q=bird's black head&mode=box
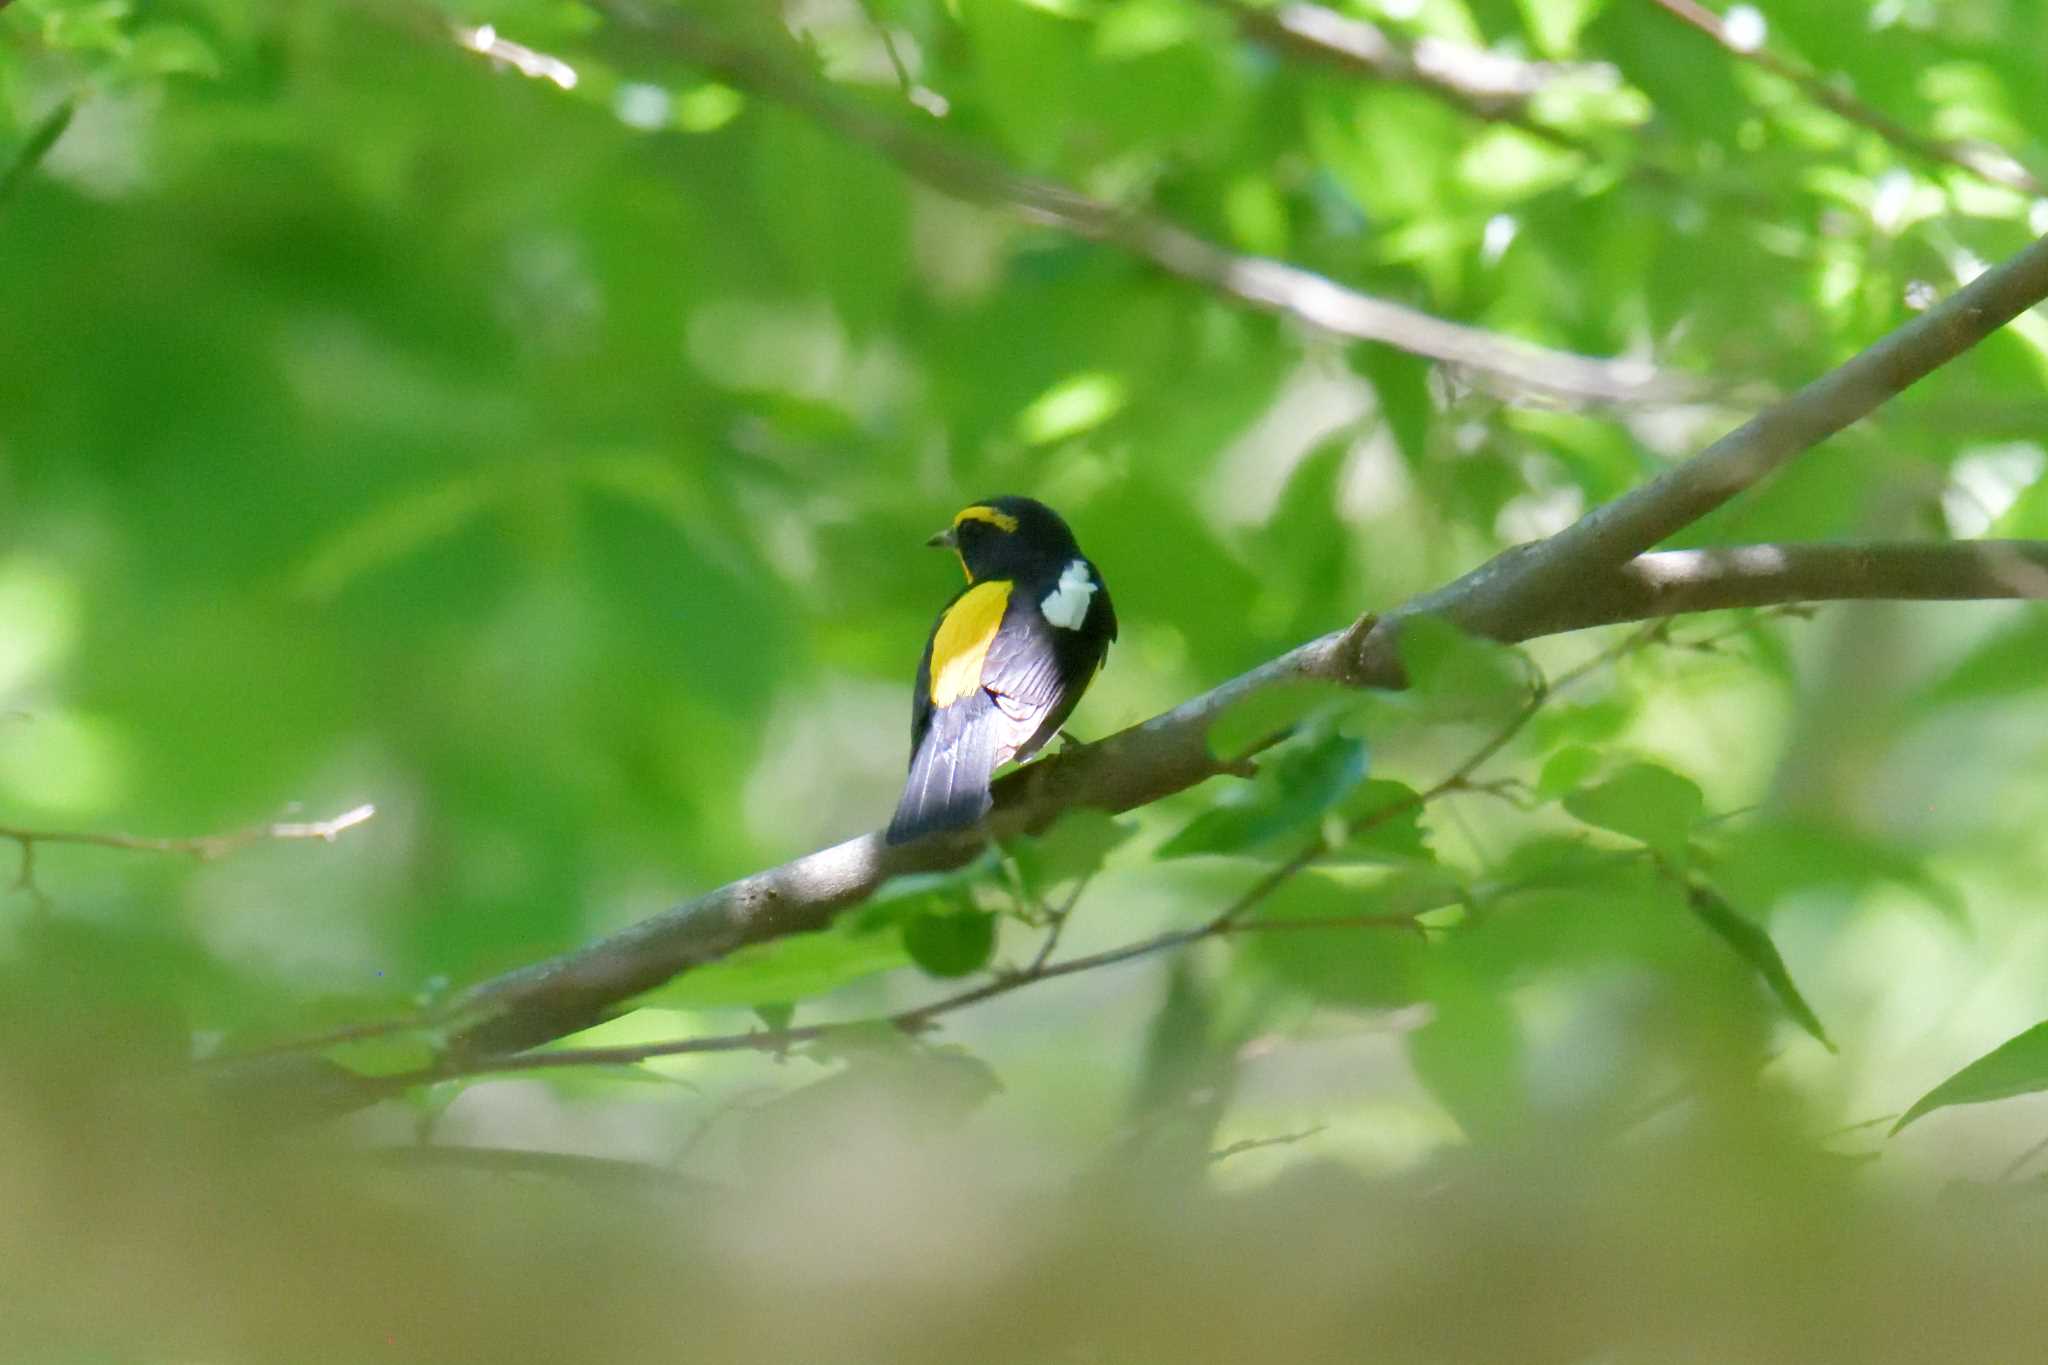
[927,495,1083,582]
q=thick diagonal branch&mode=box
[1365,231,2048,668]
[441,538,2048,1060]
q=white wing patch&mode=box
[1041,558,1096,630]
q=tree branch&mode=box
[0,803,377,861]
[1218,0,1606,151]
[261,7,2048,1102]
[1648,0,2043,195]
[572,3,1702,406]
[4,803,377,908]
[1364,230,2048,664]
[439,536,2048,1063]
[1509,540,2048,639]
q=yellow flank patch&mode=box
[930,580,1012,707]
[953,504,1020,533]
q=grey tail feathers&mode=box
[886,695,1000,844]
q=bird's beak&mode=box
[926,526,958,550]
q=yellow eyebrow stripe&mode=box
[930,580,1013,707]
[953,505,1020,533]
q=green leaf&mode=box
[1330,779,1431,863]
[1563,762,1703,862]
[1686,884,1834,1052]
[646,920,912,1009]
[1515,0,1607,56]
[1157,733,1366,859]
[1009,807,1134,899]
[902,908,998,978]
[1895,1022,2048,1133]
[1017,371,1127,444]
[1535,743,1603,800]
[1700,820,1963,924]
[1359,347,1433,467]
[1204,679,1359,763]
[291,476,499,602]
[1395,614,1529,722]
[1911,613,2048,711]
[1239,872,1423,1008]
[1408,959,1523,1142]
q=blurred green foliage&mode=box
[11,0,2048,1354]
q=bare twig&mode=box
[0,803,377,863]
[1210,1125,1326,1162]
[360,1144,710,1192]
[850,0,915,97]
[203,1012,424,1064]
[0,803,375,908]
[1025,874,1094,975]
[1998,1129,2048,1183]
[409,889,1401,1083]
[1647,0,2043,195]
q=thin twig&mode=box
[0,803,377,861]
[360,1144,708,1192]
[405,850,1407,1083]
[1647,0,2042,195]
[851,0,915,96]
[1998,1129,2048,1183]
[1026,873,1094,974]
[1210,1124,1326,1162]
[1816,1111,1902,1142]
[0,803,377,906]
[202,1012,425,1064]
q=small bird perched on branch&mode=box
[886,497,1118,844]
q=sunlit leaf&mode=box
[1894,1022,2048,1133]
[1157,733,1366,859]
[1563,762,1704,863]
[646,923,913,1009]
[1017,371,1127,444]
[1204,679,1359,763]
[1238,872,1424,1008]
[1535,743,1603,800]
[1395,614,1530,722]
[1009,807,1134,899]
[1331,779,1431,864]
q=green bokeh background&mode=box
[10,0,2048,1356]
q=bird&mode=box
[885,496,1117,845]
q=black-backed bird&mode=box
[885,496,1117,844]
